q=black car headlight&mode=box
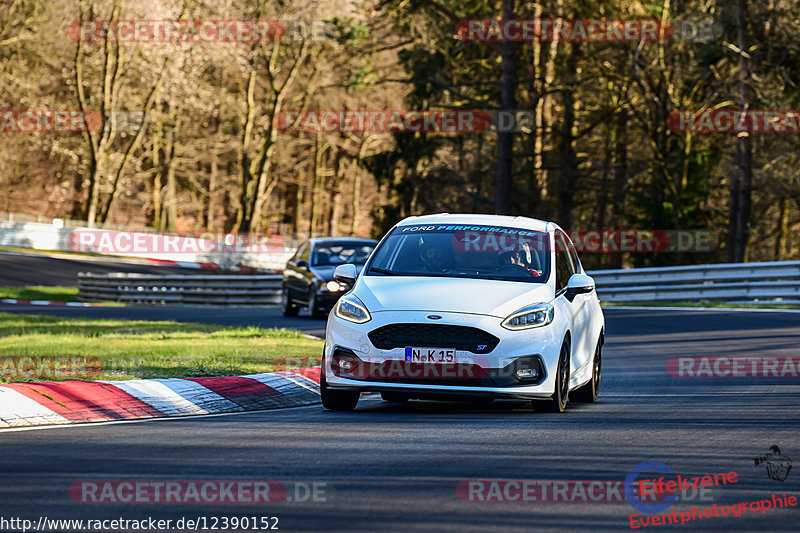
[334,295,371,324]
[501,303,554,330]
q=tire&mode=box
[281,287,299,317]
[308,291,325,320]
[572,336,602,403]
[532,338,570,413]
[380,391,410,403]
[320,362,360,411]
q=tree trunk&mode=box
[350,136,371,236]
[292,182,302,239]
[556,42,582,229]
[73,5,100,226]
[351,165,362,236]
[161,119,179,231]
[247,93,281,232]
[245,42,309,232]
[727,0,753,263]
[611,108,629,268]
[85,163,101,228]
[775,198,788,260]
[237,70,257,232]
[494,0,516,215]
[597,128,611,231]
[98,58,169,224]
[329,152,345,237]
[151,124,163,229]
[206,147,218,231]
[532,0,562,214]
[310,130,327,237]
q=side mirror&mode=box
[566,273,595,302]
[334,264,358,284]
[296,260,308,268]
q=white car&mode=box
[321,213,605,413]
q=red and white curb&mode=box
[107,257,273,273]
[0,368,320,428]
[143,258,220,270]
[0,298,101,307]
[110,256,275,273]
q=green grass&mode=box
[0,285,80,302]
[601,300,800,309]
[0,313,323,382]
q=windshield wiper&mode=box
[369,267,398,276]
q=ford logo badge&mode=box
[427,315,442,320]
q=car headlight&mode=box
[334,295,371,323]
[501,303,554,330]
[325,280,345,292]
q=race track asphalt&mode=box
[1,308,798,532]
[0,251,204,287]
[0,304,328,337]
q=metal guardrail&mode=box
[588,261,800,302]
[78,261,800,306]
[78,272,283,305]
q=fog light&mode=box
[331,348,365,378]
[507,355,545,383]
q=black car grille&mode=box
[368,323,499,353]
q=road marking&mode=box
[606,306,800,314]
[0,402,324,434]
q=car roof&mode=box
[307,237,379,245]
[394,213,555,233]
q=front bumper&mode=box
[324,310,564,399]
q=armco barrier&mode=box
[77,261,800,305]
[588,261,800,302]
[78,272,283,305]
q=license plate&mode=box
[405,347,457,363]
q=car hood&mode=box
[356,276,554,318]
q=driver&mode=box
[419,235,454,272]
[498,248,540,277]
[500,250,524,267]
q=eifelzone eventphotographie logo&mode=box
[753,446,792,482]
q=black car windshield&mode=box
[312,242,375,266]
[367,224,550,283]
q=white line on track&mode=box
[606,306,800,313]
[0,401,335,434]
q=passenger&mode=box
[419,236,454,272]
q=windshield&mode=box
[312,242,375,266]
[367,224,550,283]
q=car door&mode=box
[286,243,310,301]
[565,233,594,373]
[552,231,590,386]
[300,243,319,299]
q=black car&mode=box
[281,238,378,319]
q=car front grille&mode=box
[367,323,500,354]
